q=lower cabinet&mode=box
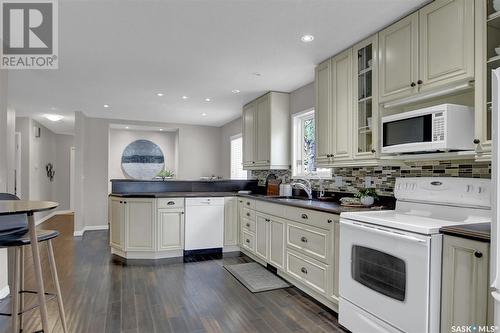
[223,197,239,250]
[239,201,339,311]
[441,235,492,332]
[255,213,286,270]
[157,208,184,251]
[109,197,125,249]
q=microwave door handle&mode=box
[350,221,427,244]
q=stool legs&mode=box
[10,247,20,333]
[27,213,49,333]
[18,246,24,332]
[47,240,67,333]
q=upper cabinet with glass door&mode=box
[474,0,500,158]
[353,35,379,161]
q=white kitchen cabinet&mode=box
[109,197,125,250]
[353,35,379,161]
[315,49,353,166]
[158,208,184,251]
[378,12,419,102]
[242,102,257,167]
[315,59,332,165]
[242,92,290,170]
[379,0,474,103]
[255,214,269,261]
[441,235,491,332]
[125,198,156,251]
[331,48,353,162]
[223,197,239,251]
[419,0,474,91]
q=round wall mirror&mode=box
[121,139,164,179]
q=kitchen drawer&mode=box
[286,249,328,295]
[157,198,184,209]
[255,200,285,217]
[287,222,329,263]
[241,230,255,253]
[241,208,256,221]
[241,217,256,233]
[284,206,335,230]
[239,198,256,209]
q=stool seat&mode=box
[0,229,59,247]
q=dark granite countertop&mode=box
[110,192,238,198]
[239,194,387,215]
[440,223,491,243]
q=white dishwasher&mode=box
[184,197,224,254]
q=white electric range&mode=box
[339,177,491,333]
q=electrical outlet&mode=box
[335,176,343,187]
[365,176,372,188]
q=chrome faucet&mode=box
[291,179,313,200]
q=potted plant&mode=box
[157,169,175,180]
[355,188,378,207]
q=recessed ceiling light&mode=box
[253,72,261,76]
[232,89,240,94]
[159,128,163,131]
[156,93,164,97]
[125,126,129,129]
[204,98,211,102]
[103,104,110,108]
[201,113,207,116]
[301,34,314,42]
[44,114,64,122]
[181,95,188,100]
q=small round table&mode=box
[0,200,59,333]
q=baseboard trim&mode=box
[0,285,10,299]
[36,210,74,226]
[73,225,109,237]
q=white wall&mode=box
[290,82,314,115]
[219,117,242,179]
[0,71,11,298]
[109,129,177,180]
[75,115,224,231]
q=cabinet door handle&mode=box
[247,202,251,206]
[239,200,243,203]
[265,218,270,222]
[123,201,127,204]
[371,149,376,153]
[474,251,483,258]
[119,201,123,203]
[167,201,175,205]
[300,236,308,243]
[417,79,423,85]
[246,212,250,217]
[473,139,480,145]
[301,214,308,220]
[246,239,250,244]
[410,82,416,87]
[301,267,308,274]
[246,223,250,227]
[327,219,333,224]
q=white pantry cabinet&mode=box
[242,92,290,170]
[441,235,492,332]
[379,0,474,103]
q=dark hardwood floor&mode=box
[0,214,344,333]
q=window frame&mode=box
[291,108,331,179]
[229,133,248,180]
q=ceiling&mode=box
[9,0,428,134]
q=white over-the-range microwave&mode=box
[381,103,475,154]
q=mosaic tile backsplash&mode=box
[251,159,491,197]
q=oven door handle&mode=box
[350,221,428,244]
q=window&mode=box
[230,134,248,180]
[292,109,331,178]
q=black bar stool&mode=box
[0,194,67,333]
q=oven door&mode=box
[339,218,431,333]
